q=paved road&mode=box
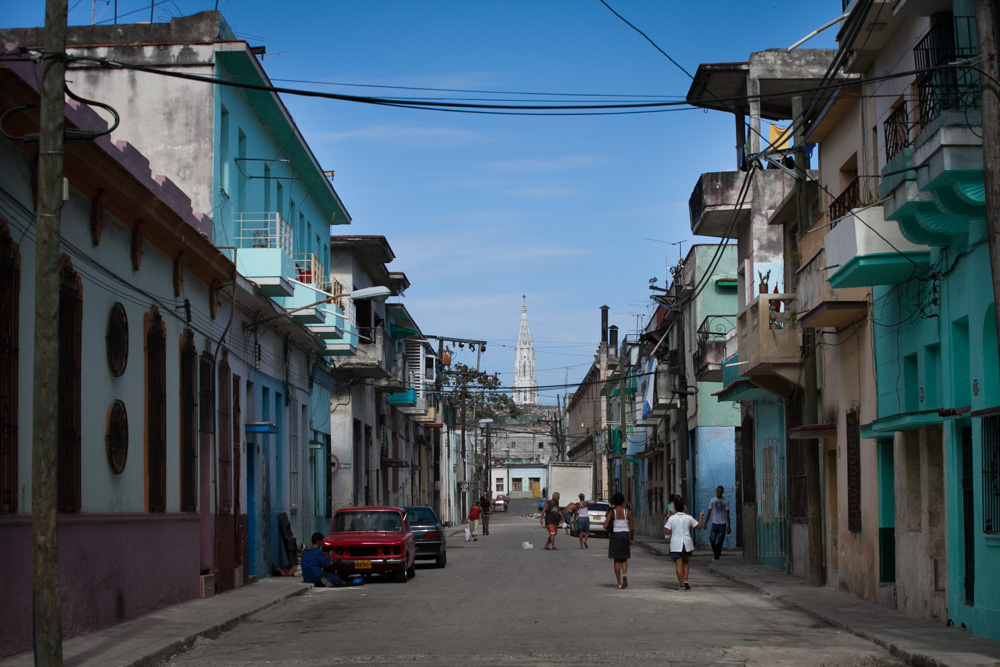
[164,512,904,666]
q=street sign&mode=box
[459,481,469,490]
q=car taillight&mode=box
[424,531,440,539]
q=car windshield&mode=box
[332,510,403,533]
[403,507,439,526]
[591,503,610,513]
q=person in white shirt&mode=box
[664,498,704,591]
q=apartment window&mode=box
[847,408,862,532]
[495,477,504,493]
[512,478,523,492]
[179,330,198,512]
[0,220,20,514]
[146,308,167,512]
[218,353,232,513]
[58,256,82,513]
[983,414,1000,534]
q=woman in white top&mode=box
[664,498,704,591]
[575,493,594,549]
[603,492,634,589]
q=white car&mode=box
[573,501,610,537]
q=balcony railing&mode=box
[737,293,801,396]
[694,315,736,382]
[235,212,293,255]
[293,253,330,292]
[829,176,881,228]
[884,102,911,163]
[914,16,980,128]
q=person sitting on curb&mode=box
[301,532,342,588]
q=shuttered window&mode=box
[847,408,862,532]
[983,414,1000,534]
[180,330,198,512]
[218,354,232,513]
[0,221,20,514]
[146,309,167,512]
[57,256,82,513]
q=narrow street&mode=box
[165,511,903,666]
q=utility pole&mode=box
[33,0,68,663]
[977,0,1000,369]
[794,95,824,587]
[676,308,689,506]
[459,380,468,518]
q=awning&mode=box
[391,325,420,340]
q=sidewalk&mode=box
[0,577,309,667]
[636,536,1000,667]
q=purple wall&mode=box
[0,513,200,660]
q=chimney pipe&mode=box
[608,324,618,351]
[600,305,609,344]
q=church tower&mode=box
[513,296,538,406]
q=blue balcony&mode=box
[387,387,417,407]
[235,212,295,297]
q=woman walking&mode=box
[576,493,594,548]
[664,498,705,591]
[603,492,634,589]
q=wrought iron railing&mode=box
[829,177,860,223]
[234,211,293,255]
[914,15,980,127]
[884,102,910,163]
[697,315,736,344]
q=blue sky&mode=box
[6,1,840,404]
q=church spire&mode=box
[513,297,537,406]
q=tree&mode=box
[443,362,522,422]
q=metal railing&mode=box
[293,252,330,292]
[697,315,737,344]
[234,212,293,255]
[884,102,911,163]
[914,16,980,128]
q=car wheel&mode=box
[435,550,447,568]
[393,567,407,583]
[406,562,416,578]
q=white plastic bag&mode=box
[521,541,533,550]
[464,526,472,542]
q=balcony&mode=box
[795,248,867,329]
[737,293,800,398]
[332,324,393,378]
[293,252,330,292]
[688,172,753,237]
[825,204,931,289]
[694,316,736,382]
[374,360,408,393]
[387,387,417,407]
[648,361,681,416]
[235,212,295,297]
[914,16,980,130]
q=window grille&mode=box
[0,221,20,514]
[218,355,232,513]
[786,399,807,523]
[847,408,862,532]
[106,302,128,377]
[200,352,215,435]
[58,256,82,513]
[180,330,198,512]
[146,309,167,512]
[105,400,128,474]
[982,414,1000,534]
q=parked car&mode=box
[322,507,416,582]
[493,495,508,513]
[580,501,610,537]
[403,506,447,568]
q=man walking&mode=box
[707,485,731,560]
[479,493,492,536]
[539,492,561,550]
[468,502,482,541]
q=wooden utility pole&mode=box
[977,0,1000,369]
[794,95,824,587]
[33,0,68,663]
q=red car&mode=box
[322,507,416,583]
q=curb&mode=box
[703,564,957,667]
[132,584,309,667]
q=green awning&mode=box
[391,326,420,340]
